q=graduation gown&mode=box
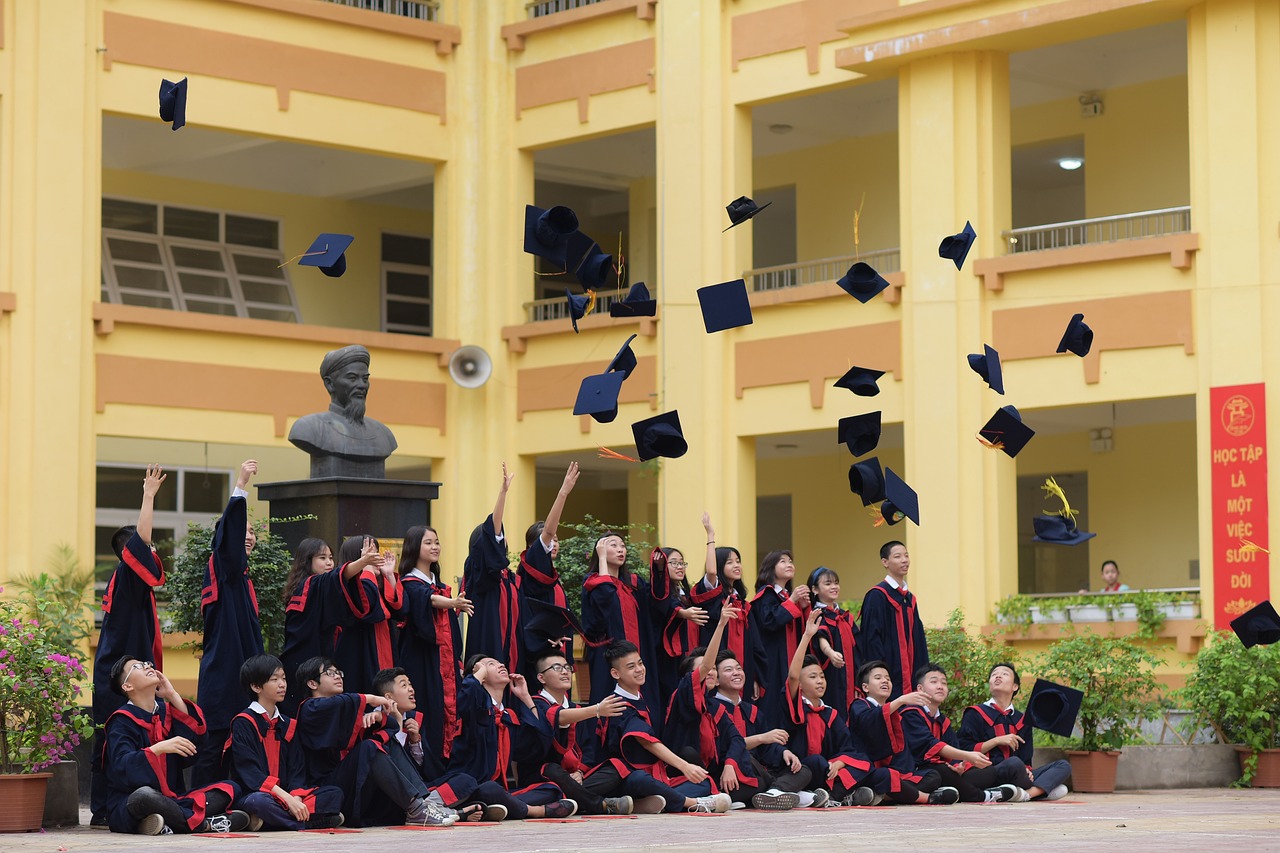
[959,702,1034,766]
[691,579,762,699]
[329,567,401,695]
[225,708,343,816]
[280,568,357,716]
[709,694,789,776]
[103,699,237,833]
[785,690,872,791]
[589,690,690,788]
[447,676,557,799]
[581,571,663,733]
[900,704,970,771]
[649,553,702,707]
[848,697,924,791]
[518,541,575,673]
[813,604,863,720]
[526,692,592,783]
[198,495,264,732]
[295,692,388,824]
[393,573,462,762]
[748,586,808,730]
[662,670,720,768]
[93,532,165,726]
[461,515,522,672]
[859,581,928,699]
[393,709,480,806]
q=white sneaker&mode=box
[137,814,165,836]
[690,793,732,813]
[1009,786,1032,803]
[729,801,747,810]
[634,795,666,815]
[1046,784,1069,801]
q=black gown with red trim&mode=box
[93,532,165,727]
[198,495,264,733]
[813,604,863,721]
[900,704,969,770]
[461,515,522,672]
[581,571,663,733]
[691,578,762,701]
[295,692,390,825]
[649,553,702,706]
[103,699,238,833]
[524,692,591,783]
[225,709,344,817]
[858,581,928,699]
[958,702,1034,766]
[589,690,690,787]
[848,697,924,791]
[446,676,559,800]
[785,689,873,792]
[393,573,462,763]
[662,670,719,768]
[280,567,356,716]
[709,694,789,776]
[329,567,402,695]
[748,586,808,730]
[518,540,575,673]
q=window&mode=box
[381,233,432,336]
[100,198,301,323]
[756,494,793,564]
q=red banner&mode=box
[1211,383,1269,630]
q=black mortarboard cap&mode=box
[605,334,639,379]
[967,344,1004,395]
[569,234,613,290]
[523,204,579,269]
[939,221,977,270]
[837,412,881,457]
[565,289,590,333]
[881,467,919,526]
[1230,600,1280,648]
[1026,678,1083,738]
[848,457,886,506]
[609,282,657,318]
[159,78,188,131]
[631,410,688,461]
[723,196,772,231]
[298,233,354,277]
[979,405,1035,458]
[836,262,890,304]
[697,279,753,333]
[834,365,885,397]
[1031,514,1095,545]
[524,596,586,641]
[573,371,626,423]
[1057,313,1093,357]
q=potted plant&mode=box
[0,586,97,831]
[1180,630,1280,786]
[925,609,1020,723]
[1033,630,1161,792]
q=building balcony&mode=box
[320,0,441,22]
[745,247,902,298]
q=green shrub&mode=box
[925,609,1019,724]
[9,545,97,658]
[552,514,656,617]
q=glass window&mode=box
[225,214,279,249]
[102,199,158,233]
[183,472,229,513]
[164,207,220,242]
[381,234,432,336]
[97,466,178,512]
[382,233,430,265]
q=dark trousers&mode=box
[726,757,813,804]
[1027,759,1072,796]
[543,764,605,814]
[861,766,941,804]
[239,787,344,831]
[460,781,531,819]
[928,761,1027,802]
[191,727,229,789]
[800,755,854,799]
[584,764,706,813]
[126,786,232,834]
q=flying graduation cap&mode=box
[697,279,753,333]
[523,596,586,644]
[297,233,355,277]
[837,412,881,457]
[978,405,1035,458]
[939,221,977,270]
[836,262,891,304]
[566,231,614,290]
[1057,313,1094,357]
[848,457,886,507]
[610,282,657,318]
[723,196,772,231]
[880,467,919,526]
[968,344,1004,394]
[631,411,688,461]
[158,78,188,130]
[834,365,885,397]
[573,335,639,424]
[1230,600,1280,648]
[1025,678,1083,738]
[524,204,580,270]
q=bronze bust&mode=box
[289,345,398,478]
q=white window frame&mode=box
[380,232,433,336]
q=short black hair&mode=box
[373,667,406,696]
[678,646,709,676]
[879,540,906,560]
[532,649,567,673]
[296,656,334,690]
[913,663,946,688]
[463,653,493,676]
[802,654,822,669]
[714,649,738,666]
[989,661,1021,694]
[526,521,545,550]
[606,640,639,667]
[240,654,284,694]
[856,659,889,688]
[109,656,137,696]
[111,526,137,561]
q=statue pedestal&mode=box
[256,477,441,553]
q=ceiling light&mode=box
[1058,157,1084,171]
[768,123,794,135]
[774,443,799,450]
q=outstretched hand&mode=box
[500,462,515,493]
[560,461,580,494]
[142,464,167,498]
[236,459,258,490]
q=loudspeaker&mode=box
[448,345,492,389]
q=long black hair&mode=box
[756,549,795,593]
[284,538,330,602]
[660,547,691,599]
[714,546,748,599]
[398,525,441,578]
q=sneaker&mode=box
[543,799,578,819]
[481,803,509,822]
[245,814,264,832]
[1046,783,1069,801]
[927,787,960,805]
[808,788,830,809]
[602,796,634,815]
[90,812,111,830]
[869,792,885,806]
[729,801,748,810]
[751,790,799,811]
[841,787,877,807]
[986,784,1020,803]
[426,802,458,826]
[633,795,666,815]
[1008,786,1032,803]
[304,813,345,830]
[689,793,732,814]
[136,813,166,836]
[406,797,451,827]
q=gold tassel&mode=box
[1240,538,1270,554]
[867,506,887,528]
[598,447,638,463]
[1040,476,1079,519]
[277,248,328,269]
[976,430,1006,451]
[584,289,598,317]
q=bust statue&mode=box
[289,345,398,478]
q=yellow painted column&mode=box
[1187,0,1280,620]
[0,0,100,583]
[897,51,1012,625]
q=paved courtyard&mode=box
[9,790,1279,853]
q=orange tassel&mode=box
[868,506,887,528]
[976,431,1006,451]
[584,289,598,317]
[598,447,639,463]
[1240,538,1270,554]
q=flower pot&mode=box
[1159,602,1198,620]
[1113,604,1138,621]
[1030,606,1068,624]
[1067,605,1111,623]
[1065,750,1121,793]
[42,760,79,827]
[1235,747,1280,787]
[0,773,53,832]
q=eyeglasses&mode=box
[321,668,344,679]
[539,663,574,674]
[668,560,688,569]
[128,661,155,674]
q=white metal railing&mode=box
[320,0,440,21]
[525,287,632,322]
[1003,206,1191,254]
[527,0,606,18]
[745,247,902,293]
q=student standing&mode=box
[750,550,810,729]
[462,464,522,671]
[518,462,579,675]
[808,566,862,721]
[651,545,709,706]
[859,541,928,699]
[692,514,762,697]
[329,536,401,694]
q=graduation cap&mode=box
[298,233,354,277]
[1057,312,1093,357]
[836,262,890,304]
[723,196,772,231]
[571,333,638,422]
[837,412,881,457]
[834,365,885,397]
[566,232,613,290]
[1025,678,1083,738]
[158,78,188,131]
[524,596,586,641]
[631,410,688,461]
[524,204,580,269]
[967,344,1004,395]
[881,467,919,526]
[606,334,639,379]
[848,457,886,506]
[565,288,591,333]
[1230,600,1280,648]
[939,221,977,270]
[609,282,657,318]
[1031,514,1095,545]
[697,279,753,333]
[978,405,1035,458]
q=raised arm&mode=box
[541,462,579,549]
[491,462,516,537]
[701,512,719,587]
[137,464,167,545]
[698,602,739,681]
[787,609,823,694]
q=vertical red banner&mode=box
[1211,383,1270,629]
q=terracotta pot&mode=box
[0,772,53,833]
[1234,746,1280,787]
[1065,749,1121,793]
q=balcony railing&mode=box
[320,0,440,21]
[525,287,632,322]
[1004,206,1192,254]
[527,0,606,18]
[745,248,902,293]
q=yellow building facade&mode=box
[0,0,1275,688]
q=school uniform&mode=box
[462,515,522,672]
[959,700,1073,797]
[848,697,941,803]
[522,690,621,814]
[710,691,813,805]
[785,688,871,800]
[691,578,762,698]
[900,703,1027,802]
[280,567,358,716]
[226,701,344,830]
[859,576,929,699]
[91,531,165,817]
[749,584,808,729]
[194,489,264,786]
[103,698,238,834]
[581,572,664,732]
[663,670,722,768]
[330,567,402,696]
[813,602,863,720]
[518,539,574,675]
[393,568,462,763]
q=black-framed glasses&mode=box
[321,668,344,679]
[128,661,155,674]
[668,560,689,569]
[539,663,574,674]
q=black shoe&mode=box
[202,810,251,833]
[90,812,111,830]
[304,813,345,830]
[927,787,960,805]
[840,787,877,807]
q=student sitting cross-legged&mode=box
[102,656,249,835]
[226,654,346,831]
[957,663,1073,802]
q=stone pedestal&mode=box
[257,478,441,553]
